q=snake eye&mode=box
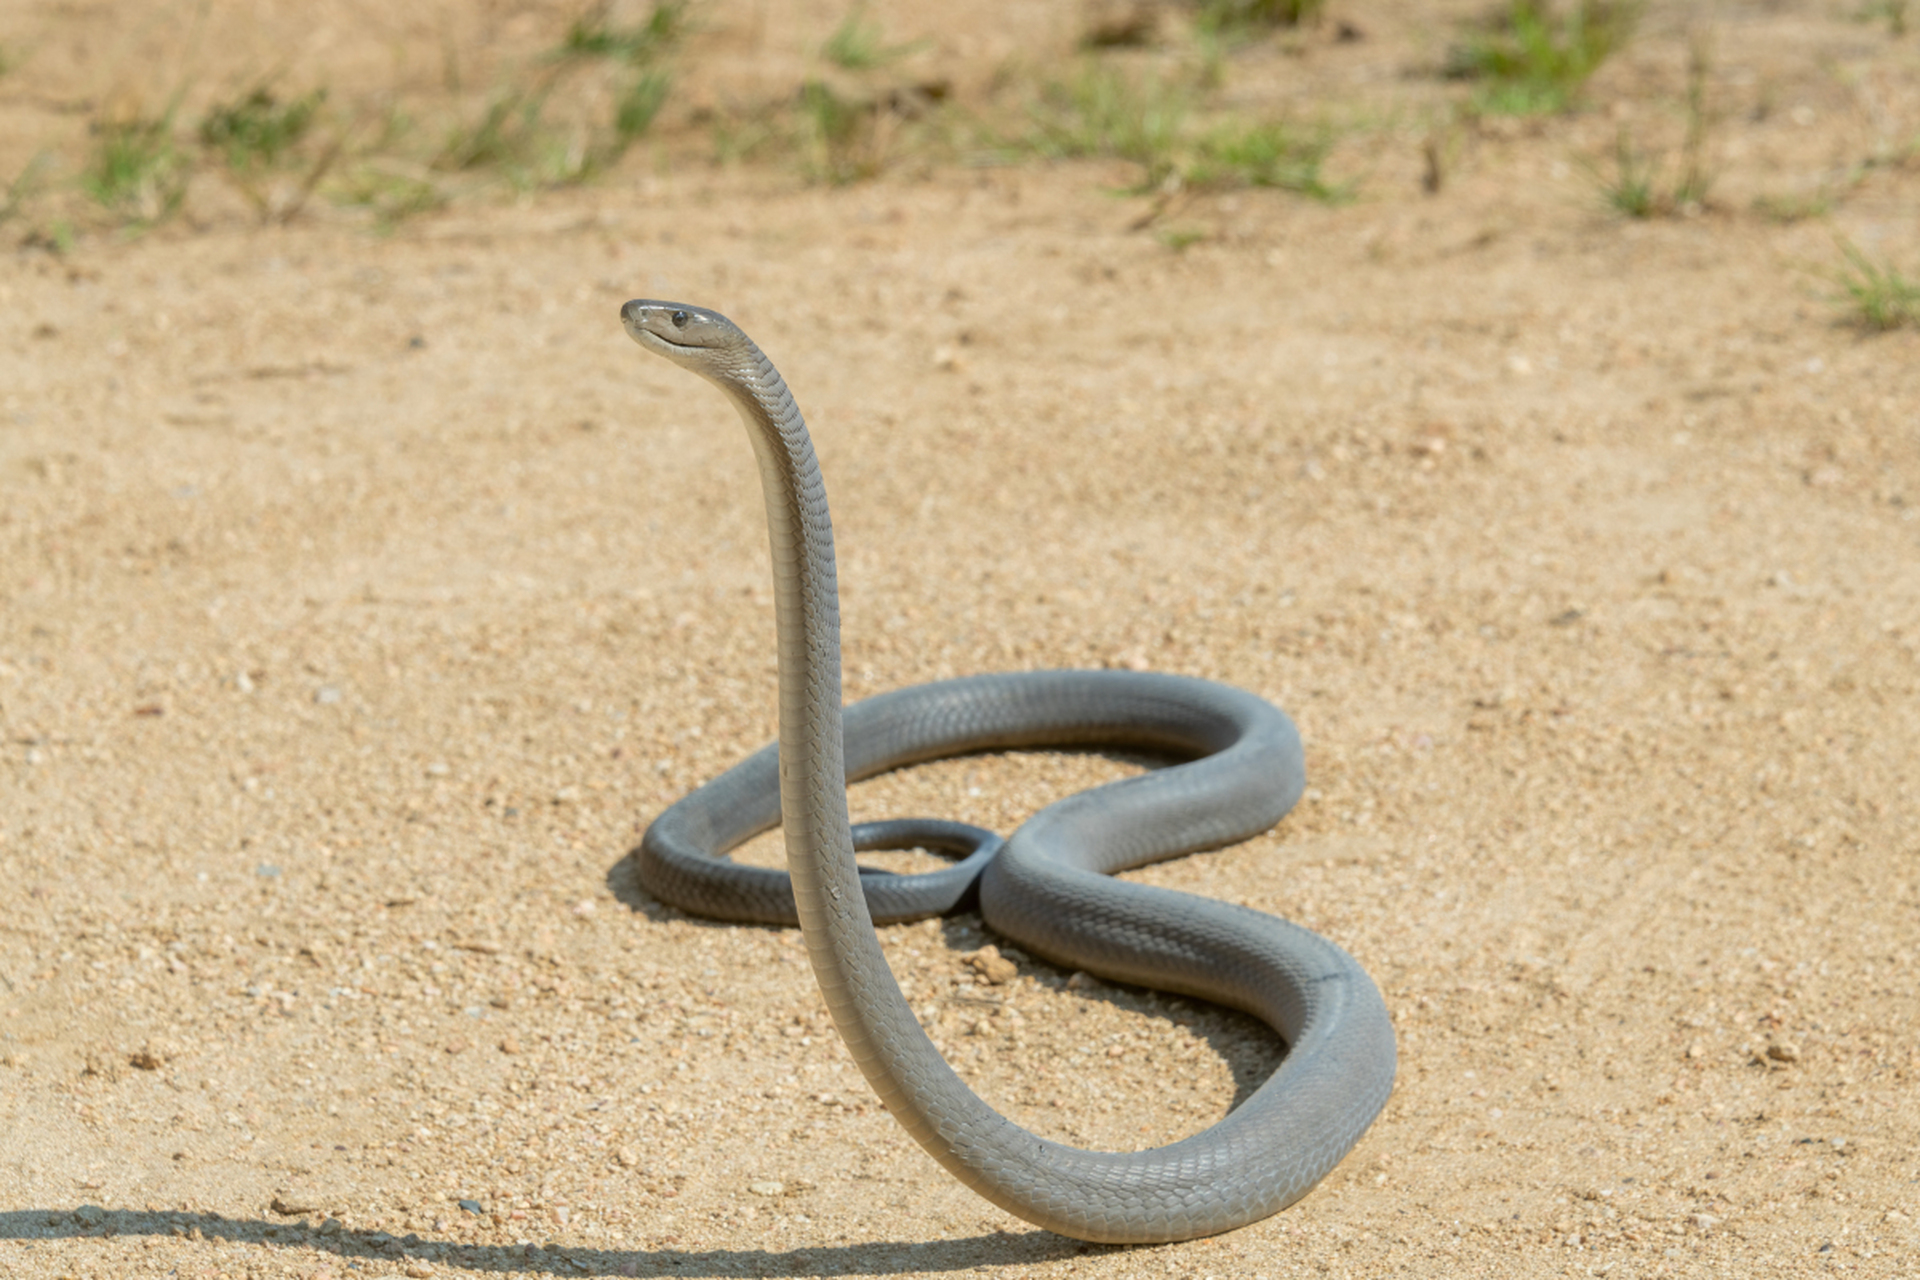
[671,310,689,329]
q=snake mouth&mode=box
[621,299,733,354]
[629,326,698,354]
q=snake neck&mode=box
[714,343,881,1000]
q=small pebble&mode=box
[616,1149,639,1168]
[500,1035,521,1055]
[458,1199,483,1214]
[1767,1041,1800,1064]
[314,686,342,705]
[964,945,1018,985]
[748,1181,784,1197]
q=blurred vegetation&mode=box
[0,1,1360,232]
[200,86,338,221]
[1193,0,1325,39]
[1190,120,1344,199]
[1854,0,1909,37]
[821,5,931,71]
[1446,1,1637,115]
[433,0,687,187]
[1831,239,1920,331]
[1019,62,1344,202]
[336,163,446,232]
[562,0,688,62]
[1590,33,1712,218]
[200,86,325,171]
[718,6,948,185]
[85,113,189,224]
[1026,64,1192,188]
[6,0,1907,296]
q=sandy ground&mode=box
[3,2,1920,1277]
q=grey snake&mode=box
[620,299,1394,1244]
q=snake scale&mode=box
[620,299,1395,1244]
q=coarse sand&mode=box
[1,2,1918,1278]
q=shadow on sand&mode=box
[0,1208,1112,1276]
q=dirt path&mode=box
[1,3,1918,1278]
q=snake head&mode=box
[621,299,743,366]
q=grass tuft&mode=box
[1597,128,1655,215]
[562,1,688,64]
[438,90,548,172]
[1447,1,1636,116]
[822,5,929,71]
[1027,64,1190,188]
[85,113,188,223]
[199,86,339,222]
[1590,31,1713,218]
[1831,239,1920,331]
[1193,0,1324,39]
[796,80,888,184]
[1018,64,1345,201]
[542,2,687,176]
[434,82,610,187]
[337,162,446,232]
[611,69,672,154]
[1190,120,1345,200]
[200,87,325,172]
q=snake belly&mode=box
[621,298,1396,1243]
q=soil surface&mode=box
[2,2,1918,1278]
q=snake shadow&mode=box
[0,1208,1114,1276]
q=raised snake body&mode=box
[620,299,1395,1243]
